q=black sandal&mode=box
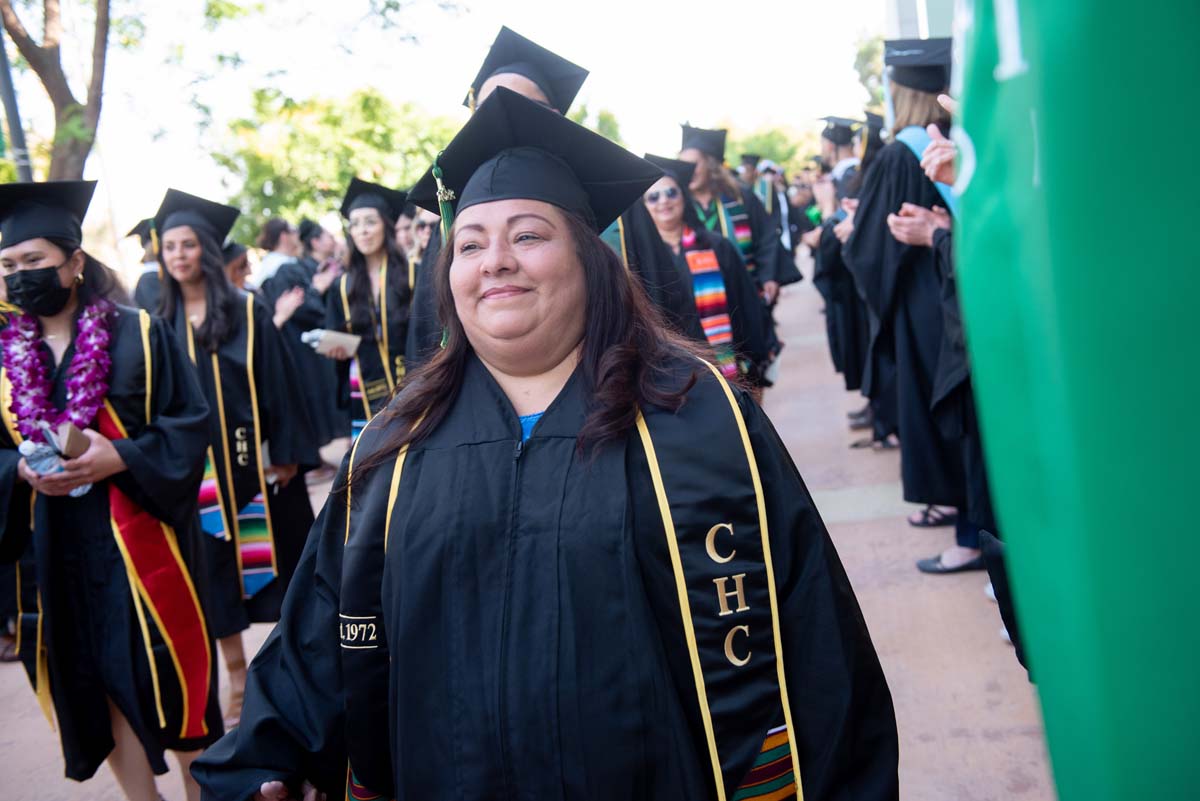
[916,554,985,574]
[908,505,957,527]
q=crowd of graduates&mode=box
[0,24,1017,801]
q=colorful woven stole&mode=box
[188,297,278,600]
[683,229,739,378]
[696,197,756,271]
[99,402,213,739]
[635,362,803,801]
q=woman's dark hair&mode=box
[256,217,292,251]
[45,238,130,306]
[156,226,242,352]
[344,208,409,334]
[351,207,708,482]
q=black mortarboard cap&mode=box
[0,180,96,249]
[885,38,952,93]
[411,87,662,233]
[643,153,696,189]
[740,153,761,166]
[821,116,860,146]
[465,26,589,114]
[680,124,727,162]
[154,189,240,247]
[864,111,884,131]
[126,217,154,242]
[340,178,409,222]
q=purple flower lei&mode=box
[1,299,115,443]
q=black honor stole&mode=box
[636,361,802,801]
[337,262,405,426]
[338,429,410,801]
[188,295,278,598]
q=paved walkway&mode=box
[0,263,1056,800]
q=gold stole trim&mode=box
[340,275,375,423]
[616,216,630,269]
[102,398,214,737]
[243,295,278,576]
[634,360,805,801]
[1,366,54,730]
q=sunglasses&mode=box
[645,187,681,204]
[416,221,435,231]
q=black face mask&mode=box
[4,265,73,317]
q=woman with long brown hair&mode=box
[0,181,219,801]
[193,89,899,801]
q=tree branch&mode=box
[43,0,61,48]
[0,1,43,69]
[84,0,109,129]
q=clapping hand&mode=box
[255,779,325,801]
[886,203,951,248]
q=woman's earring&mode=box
[75,272,84,286]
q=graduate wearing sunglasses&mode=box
[643,154,771,385]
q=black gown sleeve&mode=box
[0,434,32,563]
[742,395,900,800]
[191,484,349,799]
[714,237,770,369]
[262,262,326,331]
[110,316,211,533]
[843,145,932,321]
[133,270,163,315]
[250,298,320,469]
[404,229,444,370]
[744,191,781,285]
[325,280,352,413]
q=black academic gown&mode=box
[257,257,345,447]
[610,203,706,342]
[675,229,772,380]
[929,229,996,533]
[171,294,319,638]
[843,142,964,506]
[404,231,444,371]
[0,306,222,780]
[812,221,870,391]
[326,266,410,422]
[192,353,899,801]
[133,265,162,314]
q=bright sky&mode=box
[7,0,883,268]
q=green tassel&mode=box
[432,156,455,243]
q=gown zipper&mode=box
[496,436,524,799]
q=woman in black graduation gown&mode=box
[254,218,343,452]
[843,40,970,544]
[641,153,771,384]
[325,179,411,439]
[0,181,220,801]
[677,125,783,304]
[194,88,898,801]
[406,25,704,370]
[155,189,320,727]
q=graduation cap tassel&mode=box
[432,158,455,243]
[151,226,163,279]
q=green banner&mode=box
[956,2,1200,799]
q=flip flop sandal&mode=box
[916,554,986,574]
[908,505,957,527]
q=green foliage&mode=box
[111,14,147,50]
[854,34,885,112]
[0,160,17,183]
[53,104,93,147]
[567,104,625,147]
[214,87,459,243]
[203,0,263,31]
[727,127,821,176]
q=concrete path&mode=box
[0,264,1056,800]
